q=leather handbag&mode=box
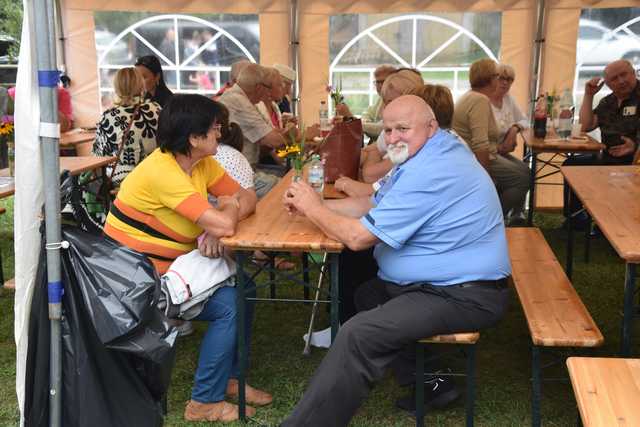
[318,118,363,183]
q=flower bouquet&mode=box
[326,82,344,110]
[276,126,315,181]
[0,115,14,175]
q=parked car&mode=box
[577,19,640,66]
[0,34,18,86]
[95,29,131,65]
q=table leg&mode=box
[235,251,248,421]
[621,263,637,357]
[527,153,537,226]
[566,191,574,281]
[330,253,340,342]
[100,166,110,213]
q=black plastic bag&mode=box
[24,225,177,427]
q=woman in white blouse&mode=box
[488,63,530,225]
[489,64,529,154]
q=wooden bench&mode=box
[415,332,479,427]
[506,227,604,427]
[567,357,640,427]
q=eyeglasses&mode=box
[260,83,272,90]
[498,75,514,82]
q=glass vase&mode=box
[292,167,303,183]
[7,140,14,177]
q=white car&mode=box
[94,29,131,64]
[576,19,640,66]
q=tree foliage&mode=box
[0,0,22,59]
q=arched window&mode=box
[96,13,259,108]
[330,14,500,115]
[573,10,640,108]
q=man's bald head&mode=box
[384,95,435,125]
[604,59,637,99]
[382,95,438,162]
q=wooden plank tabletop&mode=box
[567,357,640,427]
[523,129,604,153]
[562,166,640,262]
[0,156,115,199]
[0,169,15,199]
[60,129,96,147]
[506,227,603,347]
[221,170,344,253]
[59,156,115,176]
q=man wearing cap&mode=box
[281,95,511,426]
[274,63,296,114]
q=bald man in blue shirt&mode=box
[282,95,511,426]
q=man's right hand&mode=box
[584,77,604,97]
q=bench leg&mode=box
[465,344,476,427]
[621,263,637,356]
[415,343,425,427]
[531,346,541,427]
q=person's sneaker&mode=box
[395,374,460,415]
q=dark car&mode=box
[0,34,18,86]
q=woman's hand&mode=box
[498,126,519,154]
[198,233,225,258]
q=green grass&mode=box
[0,203,635,426]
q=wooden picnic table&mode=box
[0,155,116,197]
[60,129,96,148]
[221,168,344,421]
[562,165,640,355]
[567,357,640,427]
[1,156,116,289]
[222,170,344,252]
[522,128,604,225]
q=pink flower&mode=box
[1,115,13,124]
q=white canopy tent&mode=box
[13,0,639,423]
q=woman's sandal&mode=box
[184,400,256,422]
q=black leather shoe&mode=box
[396,375,460,415]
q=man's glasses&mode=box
[260,83,273,90]
[498,75,514,82]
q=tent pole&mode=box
[528,0,546,124]
[33,0,63,424]
[54,0,67,75]
[289,0,300,115]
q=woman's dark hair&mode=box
[135,55,173,107]
[157,94,225,156]
[217,104,244,152]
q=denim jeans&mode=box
[190,281,256,403]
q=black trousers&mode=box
[281,278,510,427]
[562,153,633,218]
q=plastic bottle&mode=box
[533,95,547,139]
[557,89,573,139]
[308,154,324,198]
[319,101,331,137]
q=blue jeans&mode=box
[190,282,256,403]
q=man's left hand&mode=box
[608,136,636,157]
[283,180,322,217]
